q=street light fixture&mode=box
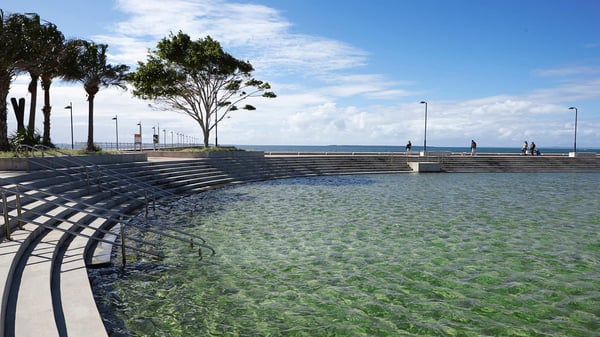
[420,101,428,154]
[569,106,578,155]
[112,115,119,150]
[64,102,74,149]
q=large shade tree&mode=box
[129,32,276,147]
[62,39,129,151]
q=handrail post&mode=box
[144,192,149,219]
[86,167,91,195]
[15,190,23,230]
[2,192,11,241]
[120,223,126,267]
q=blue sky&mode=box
[3,0,600,149]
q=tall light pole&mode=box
[420,101,428,154]
[137,121,142,151]
[64,102,74,149]
[112,115,119,150]
[569,106,578,155]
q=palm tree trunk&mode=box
[0,72,10,151]
[27,75,39,135]
[87,94,95,151]
[41,79,52,145]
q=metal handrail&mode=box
[1,169,215,265]
[0,182,213,253]
[33,144,179,200]
[16,144,177,204]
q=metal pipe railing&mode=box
[1,174,215,264]
[0,182,212,253]
[14,145,164,221]
[32,145,179,200]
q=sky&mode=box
[3,0,600,149]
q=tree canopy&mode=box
[129,32,276,147]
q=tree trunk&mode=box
[11,97,26,132]
[41,79,52,145]
[0,71,11,151]
[27,74,39,135]
[203,130,210,148]
[87,94,95,151]
[42,105,51,146]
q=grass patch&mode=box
[0,148,122,158]
[158,146,241,152]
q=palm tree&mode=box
[0,10,25,151]
[18,14,44,136]
[39,23,65,146]
[5,13,47,138]
[62,39,129,151]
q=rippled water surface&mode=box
[103,173,600,336]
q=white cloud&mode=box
[532,66,600,77]
[5,0,599,149]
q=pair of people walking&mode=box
[522,141,539,155]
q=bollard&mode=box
[2,192,11,241]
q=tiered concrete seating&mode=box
[436,154,600,172]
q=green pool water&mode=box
[97,173,600,336]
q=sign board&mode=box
[134,133,141,144]
[153,134,159,144]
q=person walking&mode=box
[471,139,477,156]
[530,142,536,156]
[405,140,412,153]
[521,141,528,155]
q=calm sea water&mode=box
[96,173,600,336]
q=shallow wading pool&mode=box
[93,173,600,336]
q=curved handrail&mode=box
[0,182,213,253]
[32,144,178,200]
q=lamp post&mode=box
[64,102,74,149]
[137,121,142,151]
[163,129,166,149]
[420,101,428,154]
[152,126,156,150]
[568,106,578,155]
[112,115,119,150]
